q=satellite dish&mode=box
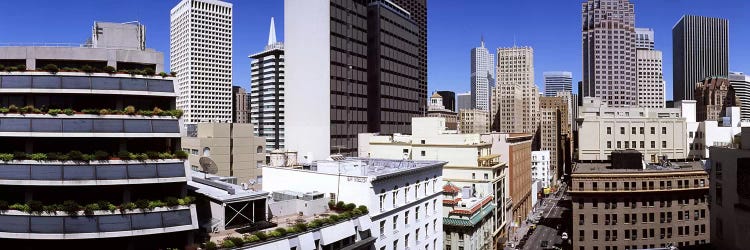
[199,157,219,175]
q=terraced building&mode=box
[0,21,197,249]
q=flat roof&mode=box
[188,171,268,203]
[573,161,705,174]
[309,157,446,178]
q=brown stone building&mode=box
[540,95,572,184]
[571,152,710,250]
[695,76,739,122]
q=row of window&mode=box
[578,179,706,191]
[579,209,707,225]
[579,224,706,242]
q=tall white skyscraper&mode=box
[471,39,495,111]
[543,71,573,97]
[170,0,233,124]
[635,27,665,108]
[635,27,655,50]
[492,46,538,133]
[250,18,285,150]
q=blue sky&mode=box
[1,0,747,100]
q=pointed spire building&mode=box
[249,17,285,150]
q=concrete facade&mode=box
[708,127,750,250]
[459,109,490,134]
[182,123,266,190]
[170,0,233,124]
[427,93,458,130]
[729,72,750,121]
[250,18,285,150]
[636,50,665,108]
[577,97,688,162]
[543,71,572,97]
[263,158,446,250]
[442,185,495,250]
[673,15,729,102]
[571,161,710,249]
[531,151,551,189]
[232,86,249,123]
[492,46,538,134]
[471,39,495,112]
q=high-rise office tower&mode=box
[285,0,423,158]
[170,0,233,124]
[437,90,456,111]
[635,27,665,108]
[730,72,750,120]
[635,27,654,50]
[582,0,636,107]
[250,17,285,150]
[544,71,573,97]
[232,86,249,123]
[391,0,428,114]
[456,92,472,112]
[471,39,495,111]
[492,46,538,134]
[673,15,729,102]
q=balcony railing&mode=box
[0,116,179,135]
[0,74,175,95]
[0,205,196,239]
[0,160,186,185]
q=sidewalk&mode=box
[504,184,567,250]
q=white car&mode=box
[561,232,568,240]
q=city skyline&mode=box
[1,1,749,101]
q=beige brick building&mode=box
[459,109,490,134]
[492,46,538,134]
[571,158,710,250]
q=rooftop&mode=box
[573,161,705,174]
[270,157,446,180]
[188,170,268,203]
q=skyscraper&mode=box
[635,27,654,50]
[672,15,729,102]
[543,71,572,97]
[471,39,495,111]
[232,86,249,123]
[285,0,423,158]
[250,17,285,150]
[391,0,428,114]
[492,46,538,134]
[582,0,636,107]
[437,90,456,111]
[170,0,233,124]
[729,72,750,120]
[456,92,472,112]
[635,27,665,108]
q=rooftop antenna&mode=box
[513,34,517,48]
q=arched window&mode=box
[202,147,211,157]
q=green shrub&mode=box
[8,104,18,113]
[81,109,99,115]
[134,153,149,161]
[96,201,112,210]
[158,152,173,159]
[27,200,44,214]
[93,150,109,160]
[243,234,260,243]
[139,110,154,116]
[169,109,184,118]
[286,227,300,234]
[328,200,336,209]
[253,231,268,240]
[13,151,27,160]
[81,154,94,161]
[178,196,195,205]
[81,65,94,73]
[83,203,99,216]
[165,197,180,207]
[110,109,122,115]
[118,150,131,160]
[308,219,323,228]
[268,231,282,238]
[124,105,136,115]
[356,205,367,214]
[153,107,163,116]
[336,201,346,210]
[9,203,29,212]
[62,200,80,215]
[43,64,59,73]
[170,71,177,77]
[144,68,155,76]
[107,204,117,212]
[5,66,16,72]
[0,107,8,114]
[226,236,244,247]
[29,153,47,161]
[67,151,84,161]
[175,150,188,159]
[121,202,136,211]
[63,108,74,116]
[345,203,356,211]
[43,204,60,214]
[61,67,79,72]
[48,152,68,161]
[146,151,160,160]
[159,72,168,77]
[98,109,109,116]
[274,227,287,235]
[47,109,61,116]
[16,64,26,71]
[103,66,116,74]
[19,105,34,114]
[0,65,4,71]
[134,199,149,210]
[0,153,14,162]
[293,223,308,232]
[328,214,340,222]
[204,241,217,250]
[220,239,236,248]
[0,200,8,210]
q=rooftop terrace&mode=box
[310,157,446,178]
[573,161,705,174]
